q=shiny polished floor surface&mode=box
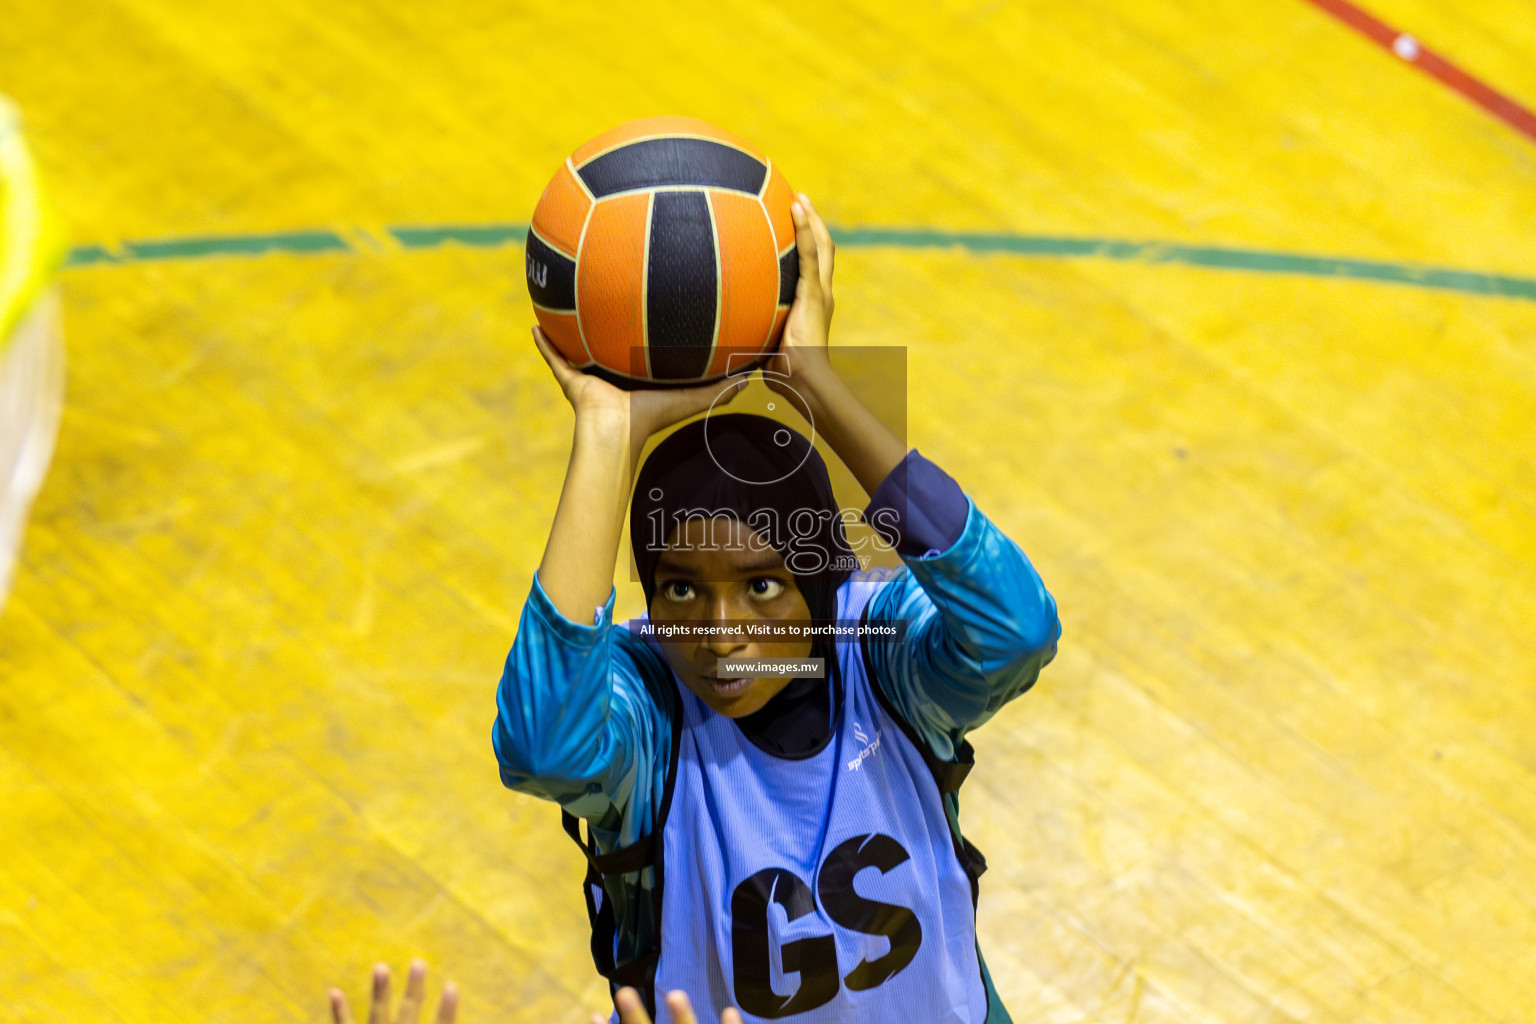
[1,1,1534,1021]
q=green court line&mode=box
[390,225,527,247]
[834,228,1536,300]
[121,230,349,260]
[59,222,1536,303]
[61,244,120,266]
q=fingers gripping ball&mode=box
[526,116,798,390]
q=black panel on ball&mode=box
[646,191,717,381]
[578,138,767,198]
[524,230,577,311]
[778,246,799,308]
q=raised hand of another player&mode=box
[532,325,746,443]
[766,192,836,403]
[329,959,457,1024]
[593,986,744,1024]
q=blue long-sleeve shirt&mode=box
[493,450,1060,856]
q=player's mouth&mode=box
[704,674,754,697]
[696,660,755,696]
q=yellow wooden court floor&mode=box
[2,0,1534,1021]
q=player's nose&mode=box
[701,629,749,657]
[701,595,750,656]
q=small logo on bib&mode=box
[847,721,882,771]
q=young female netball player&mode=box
[494,195,1061,1023]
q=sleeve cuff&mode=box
[527,572,617,644]
[864,449,970,559]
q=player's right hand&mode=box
[532,325,747,442]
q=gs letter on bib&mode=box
[729,833,923,1017]
[819,834,923,991]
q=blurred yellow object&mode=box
[0,93,65,606]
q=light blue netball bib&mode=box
[647,578,990,1023]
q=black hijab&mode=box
[631,413,857,755]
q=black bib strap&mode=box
[563,810,661,1017]
[557,681,682,1024]
[928,737,975,794]
[561,810,657,876]
[610,950,660,991]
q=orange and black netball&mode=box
[525,116,798,390]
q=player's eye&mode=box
[660,580,693,602]
[748,577,785,601]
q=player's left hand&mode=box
[764,192,835,406]
[594,986,744,1024]
[329,959,457,1024]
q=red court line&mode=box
[1302,0,1536,145]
